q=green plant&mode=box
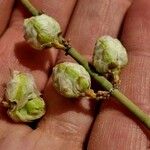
[4,71,45,122]
[19,0,150,129]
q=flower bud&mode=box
[24,14,61,50]
[93,36,128,83]
[5,71,45,122]
[5,71,40,108]
[52,62,91,98]
[8,97,45,122]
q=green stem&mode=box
[112,89,150,128]
[20,0,41,16]
[67,48,150,129]
[20,0,150,129]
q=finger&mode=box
[38,0,131,149]
[10,0,76,32]
[88,0,150,149]
[0,0,15,36]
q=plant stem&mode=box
[66,47,150,129]
[20,0,41,16]
[112,89,150,128]
[20,0,150,129]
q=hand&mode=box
[0,0,149,149]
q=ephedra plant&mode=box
[2,0,150,130]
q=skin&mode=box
[0,0,149,149]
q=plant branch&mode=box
[20,0,41,16]
[20,0,150,129]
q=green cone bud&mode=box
[5,71,45,122]
[8,97,45,122]
[93,36,128,83]
[52,62,91,98]
[24,14,61,50]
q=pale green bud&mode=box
[5,71,40,109]
[7,97,45,122]
[24,14,61,50]
[5,71,45,122]
[93,36,128,83]
[52,62,91,98]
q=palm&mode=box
[0,0,149,150]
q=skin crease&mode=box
[0,0,149,150]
